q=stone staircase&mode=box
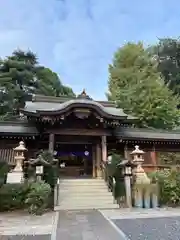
[55,178,119,210]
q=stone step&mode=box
[57,179,117,210]
[55,204,119,210]
[60,178,104,182]
[60,179,105,183]
[59,187,110,192]
[59,186,109,191]
[59,192,113,197]
[60,183,107,187]
[59,197,115,203]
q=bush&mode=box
[149,169,180,206]
[0,183,30,211]
[25,181,51,215]
[0,162,9,186]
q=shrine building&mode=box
[1,89,180,177]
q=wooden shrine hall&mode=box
[1,90,180,177]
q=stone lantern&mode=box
[7,141,27,183]
[130,145,151,208]
[130,145,150,185]
[118,159,136,208]
[130,145,144,165]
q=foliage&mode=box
[108,42,180,129]
[0,49,75,119]
[107,153,125,199]
[0,162,9,186]
[149,38,180,97]
[0,181,52,214]
[25,181,51,215]
[34,150,58,188]
[35,67,75,97]
[39,150,54,164]
[0,183,30,211]
[157,152,180,165]
[148,169,180,206]
[108,153,123,176]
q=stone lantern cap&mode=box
[14,141,27,151]
[130,145,144,155]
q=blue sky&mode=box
[0,0,179,99]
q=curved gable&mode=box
[36,99,129,120]
[21,91,137,121]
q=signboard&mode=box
[36,166,43,174]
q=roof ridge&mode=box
[121,126,180,133]
[32,94,75,103]
[31,94,116,107]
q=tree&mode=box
[108,42,180,129]
[35,67,75,97]
[149,38,180,96]
[0,49,75,119]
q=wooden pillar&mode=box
[124,143,129,159]
[96,143,102,178]
[101,135,107,162]
[49,133,54,153]
[150,144,157,165]
[92,145,96,178]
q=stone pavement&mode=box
[114,217,180,240]
[2,208,180,239]
[100,207,180,220]
[0,211,55,239]
[0,235,51,239]
[100,208,180,240]
[56,210,124,240]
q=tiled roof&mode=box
[22,94,136,120]
[0,121,38,135]
[114,127,180,140]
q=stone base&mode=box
[7,171,24,183]
[96,169,102,178]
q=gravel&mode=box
[113,216,180,240]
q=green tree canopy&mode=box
[108,42,180,129]
[35,67,75,97]
[149,38,180,96]
[0,49,75,119]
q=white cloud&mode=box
[0,0,180,100]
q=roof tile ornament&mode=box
[77,89,92,100]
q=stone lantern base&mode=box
[7,158,24,184]
[7,171,24,184]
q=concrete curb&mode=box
[99,210,130,240]
[51,211,59,240]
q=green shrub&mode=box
[25,181,51,215]
[43,165,58,189]
[0,162,9,186]
[149,169,180,206]
[0,183,30,211]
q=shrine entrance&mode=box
[55,143,93,178]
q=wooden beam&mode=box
[45,128,111,136]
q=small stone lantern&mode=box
[14,141,27,171]
[118,160,136,208]
[130,145,150,184]
[130,145,144,165]
[7,141,27,183]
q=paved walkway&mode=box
[100,207,180,220]
[56,210,123,240]
[100,208,180,240]
[2,208,180,239]
[0,211,55,239]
